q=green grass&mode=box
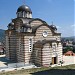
[0,64,75,75]
[52,65,75,69]
[0,67,50,75]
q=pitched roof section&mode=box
[12,18,61,36]
[34,40,61,48]
[32,24,61,36]
[29,18,47,24]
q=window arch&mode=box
[29,38,33,52]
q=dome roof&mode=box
[8,22,14,26]
[50,25,57,30]
[8,22,14,30]
[17,5,32,13]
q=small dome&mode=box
[17,5,32,13]
[50,25,57,30]
[8,22,14,26]
[8,22,14,30]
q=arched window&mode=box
[29,38,33,52]
[21,26,27,32]
[52,44,56,51]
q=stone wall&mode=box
[63,55,75,66]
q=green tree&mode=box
[63,46,73,53]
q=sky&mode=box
[0,0,74,37]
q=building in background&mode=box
[0,42,5,55]
[5,4,62,67]
[64,51,75,56]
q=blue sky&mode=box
[0,0,74,37]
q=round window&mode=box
[43,31,48,37]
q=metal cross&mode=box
[52,21,53,25]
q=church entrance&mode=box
[52,57,57,64]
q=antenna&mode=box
[52,21,53,25]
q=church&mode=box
[5,3,62,67]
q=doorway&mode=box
[52,57,57,64]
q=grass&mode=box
[0,67,50,75]
[0,64,75,75]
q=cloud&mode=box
[56,25,74,37]
[56,25,61,29]
[71,24,75,27]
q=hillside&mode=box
[61,36,75,41]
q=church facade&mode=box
[5,4,62,67]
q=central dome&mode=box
[17,5,32,13]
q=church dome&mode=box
[17,5,32,13]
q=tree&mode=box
[63,46,73,53]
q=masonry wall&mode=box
[16,36,25,62]
[34,25,53,42]
[9,35,17,62]
[42,43,52,66]
[33,47,42,66]
[63,56,75,65]
[5,35,10,60]
[30,20,43,27]
[5,31,17,62]
[57,43,63,64]
[23,36,34,64]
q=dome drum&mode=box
[17,5,32,18]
